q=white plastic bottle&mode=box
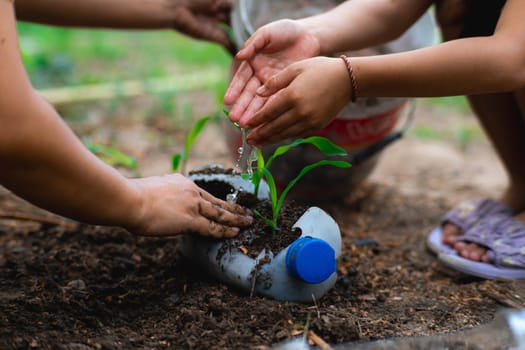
[180,172,342,303]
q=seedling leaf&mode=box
[86,142,138,170]
[172,115,213,174]
[266,136,347,168]
[185,115,212,153]
[276,160,351,217]
[251,137,351,232]
[261,167,278,215]
[253,209,277,232]
[172,154,182,172]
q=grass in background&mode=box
[18,22,233,132]
[414,96,484,149]
[16,22,234,167]
[17,22,232,90]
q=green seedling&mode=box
[85,140,139,175]
[176,111,351,233]
[245,136,351,233]
[172,109,234,175]
[172,114,215,174]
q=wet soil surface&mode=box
[2,100,525,349]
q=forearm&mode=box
[0,93,143,227]
[353,36,525,98]
[300,0,432,55]
[14,0,177,29]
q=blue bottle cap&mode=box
[285,237,336,284]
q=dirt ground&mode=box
[1,95,525,350]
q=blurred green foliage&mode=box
[17,22,232,91]
[421,96,470,113]
[16,22,234,168]
[85,139,138,170]
[409,125,444,140]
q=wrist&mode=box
[300,17,328,56]
[340,55,358,102]
[118,178,148,233]
[129,0,184,29]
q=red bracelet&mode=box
[340,54,358,103]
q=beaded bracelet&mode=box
[340,54,358,103]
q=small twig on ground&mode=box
[0,212,77,230]
[308,330,333,350]
[482,289,524,309]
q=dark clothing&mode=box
[461,0,506,37]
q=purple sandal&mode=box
[427,198,512,255]
[427,199,525,279]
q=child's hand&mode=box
[243,56,352,147]
[225,19,321,124]
[126,174,253,238]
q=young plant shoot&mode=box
[172,115,214,175]
[85,140,139,176]
[245,136,351,232]
[175,112,351,233]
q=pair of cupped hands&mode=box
[184,1,343,144]
[224,20,352,148]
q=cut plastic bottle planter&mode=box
[179,171,342,303]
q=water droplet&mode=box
[235,128,258,177]
[227,189,239,203]
[244,147,259,179]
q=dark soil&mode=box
[190,167,305,258]
[1,178,524,350]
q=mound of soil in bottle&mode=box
[189,166,304,259]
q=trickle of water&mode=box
[246,147,258,178]
[226,190,238,203]
[235,129,258,178]
[226,187,244,203]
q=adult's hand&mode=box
[433,0,470,41]
[14,0,236,53]
[224,19,321,126]
[170,0,236,54]
[127,174,253,238]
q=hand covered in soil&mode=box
[170,0,235,54]
[224,19,321,126]
[241,56,351,147]
[127,174,253,237]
